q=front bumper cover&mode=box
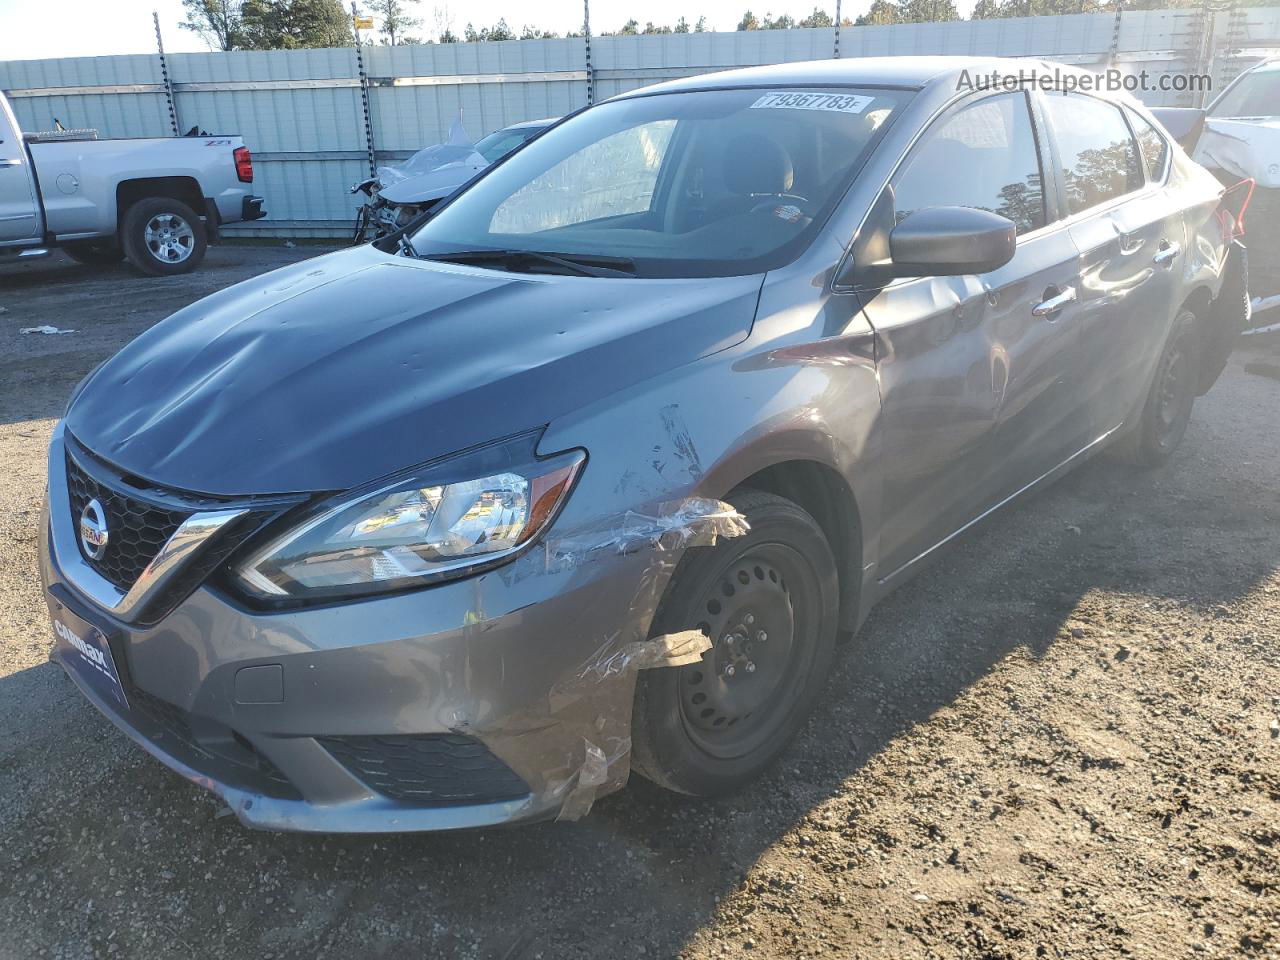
[40,423,745,831]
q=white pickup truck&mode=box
[0,90,264,275]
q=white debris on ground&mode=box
[19,325,75,335]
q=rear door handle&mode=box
[1032,284,1077,318]
[1153,241,1180,268]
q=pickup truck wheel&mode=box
[121,197,207,276]
[63,241,124,266]
[630,490,839,797]
[1110,309,1201,467]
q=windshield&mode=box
[410,87,911,278]
[1210,65,1280,118]
[474,126,543,164]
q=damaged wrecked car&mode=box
[42,56,1250,832]
[351,117,557,242]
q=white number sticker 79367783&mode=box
[749,92,874,114]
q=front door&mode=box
[0,96,39,244]
[858,90,1090,579]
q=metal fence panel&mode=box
[2,9,1277,238]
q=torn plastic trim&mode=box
[502,497,749,821]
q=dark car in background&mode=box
[42,56,1248,832]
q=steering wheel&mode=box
[748,193,813,220]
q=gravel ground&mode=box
[1,248,1277,960]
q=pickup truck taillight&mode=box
[234,146,253,183]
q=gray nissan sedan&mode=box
[41,57,1249,832]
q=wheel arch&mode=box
[727,458,863,635]
[115,177,205,233]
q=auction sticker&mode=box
[750,92,873,114]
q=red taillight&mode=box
[233,146,253,184]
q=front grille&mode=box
[128,687,301,800]
[320,734,530,806]
[65,453,190,591]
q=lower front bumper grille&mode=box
[320,734,529,806]
[127,687,301,801]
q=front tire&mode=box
[631,489,840,797]
[1111,309,1201,467]
[121,197,207,276]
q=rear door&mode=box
[861,89,1091,579]
[0,95,40,244]
[1039,92,1184,437]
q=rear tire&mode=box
[1110,309,1201,467]
[121,197,207,276]
[63,241,124,266]
[631,489,840,797]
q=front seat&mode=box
[711,133,795,221]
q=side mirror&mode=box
[888,206,1016,278]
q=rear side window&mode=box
[893,92,1046,235]
[1128,111,1170,182]
[1042,93,1143,215]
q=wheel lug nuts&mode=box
[745,661,756,673]
[724,663,736,677]
[744,613,755,625]
[756,631,767,643]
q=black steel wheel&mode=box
[631,489,840,797]
[1111,309,1201,467]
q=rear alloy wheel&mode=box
[631,489,840,796]
[1111,309,1201,467]
[121,197,208,276]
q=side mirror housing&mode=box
[888,206,1016,278]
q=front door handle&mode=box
[1153,241,1180,268]
[0,159,21,168]
[1032,284,1077,318]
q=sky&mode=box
[0,0,976,62]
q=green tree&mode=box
[365,0,422,44]
[737,9,761,29]
[180,0,246,50]
[520,24,559,38]
[899,0,960,21]
[855,0,900,24]
[463,18,515,40]
[239,0,353,48]
[798,7,833,26]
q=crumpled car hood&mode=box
[66,246,762,496]
[377,165,481,205]
[1193,118,1280,188]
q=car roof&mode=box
[612,56,1084,97]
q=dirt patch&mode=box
[0,249,1277,959]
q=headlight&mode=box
[235,437,584,602]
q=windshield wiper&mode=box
[424,249,637,278]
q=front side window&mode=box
[1042,92,1143,215]
[411,87,912,278]
[1128,111,1170,182]
[892,92,1046,235]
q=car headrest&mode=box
[723,134,794,196]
